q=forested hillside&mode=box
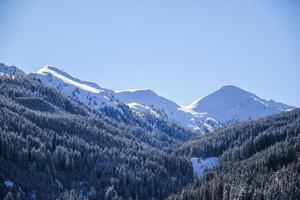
[0,75,193,200]
[30,65,194,151]
[1,72,299,200]
[169,109,300,200]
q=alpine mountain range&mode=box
[0,62,299,200]
[1,63,295,134]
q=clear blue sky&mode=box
[1,0,299,107]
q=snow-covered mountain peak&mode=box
[216,85,260,100]
[187,86,251,109]
[219,85,244,91]
[116,88,180,111]
[37,65,63,74]
[185,85,294,123]
[32,66,118,110]
[37,65,106,94]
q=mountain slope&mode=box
[34,65,118,110]
[115,89,217,131]
[184,85,294,124]
[0,74,193,200]
[31,65,295,133]
[169,109,300,200]
[30,65,194,151]
[32,66,220,133]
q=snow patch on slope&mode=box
[4,180,14,189]
[191,157,219,178]
[127,102,160,118]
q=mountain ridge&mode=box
[184,85,294,123]
[1,63,294,133]
[29,64,297,132]
[32,65,220,132]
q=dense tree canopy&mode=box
[169,109,300,200]
[1,75,299,200]
[0,76,193,200]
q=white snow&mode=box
[4,180,14,189]
[127,102,160,118]
[32,66,294,134]
[115,89,220,132]
[37,66,103,94]
[38,65,243,132]
[184,85,294,124]
[33,66,119,111]
[115,88,151,93]
[191,157,219,178]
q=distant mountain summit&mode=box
[115,89,218,131]
[115,89,191,124]
[184,85,294,123]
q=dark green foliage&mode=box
[169,109,300,200]
[0,76,193,200]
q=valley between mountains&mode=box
[0,63,299,200]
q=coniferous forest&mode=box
[1,0,299,199]
[170,109,300,200]
[0,76,193,200]
[1,75,300,200]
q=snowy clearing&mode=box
[191,157,219,178]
